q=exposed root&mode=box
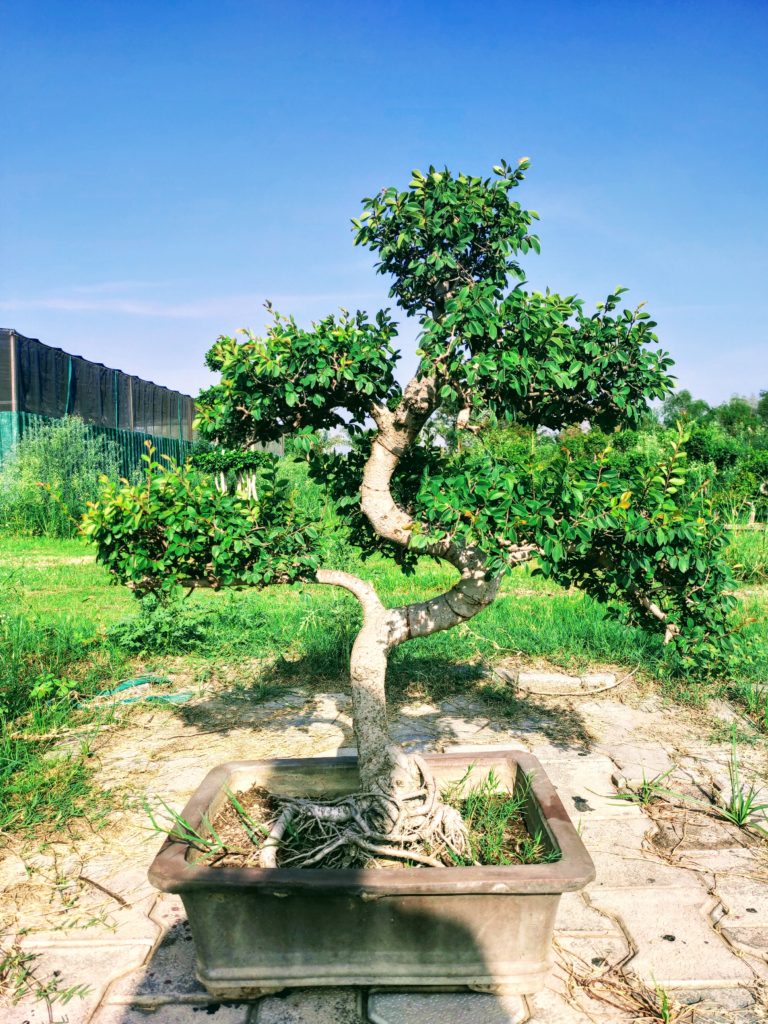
[258,755,472,869]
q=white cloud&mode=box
[0,290,382,320]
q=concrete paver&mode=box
[588,887,756,987]
[526,985,625,1023]
[715,873,768,930]
[604,741,674,789]
[367,991,526,1024]
[2,681,767,1024]
[556,933,631,972]
[3,943,150,1024]
[555,892,620,936]
[102,921,210,1008]
[253,989,365,1024]
[535,753,642,820]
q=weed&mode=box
[728,680,768,734]
[143,796,226,857]
[612,767,682,807]
[443,767,560,866]
[224,788,270,845]
[0,416,120,538]
[718,739,768,832]
[559,950,694,1022]
[143,791,272,865]
[28,672,80,701]
[726,527,768,584]
[0,941,91,1020]
[709,720,761,746]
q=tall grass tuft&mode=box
[0,416,121,538]
[0,610,118,832]
[726,528,768,584]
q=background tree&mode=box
[84,161,738,867]
[713,396,762,435]
[660,388,710,427]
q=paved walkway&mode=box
[2,674,767,1023]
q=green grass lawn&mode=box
[0,534,668,679]
[1,534,767,836]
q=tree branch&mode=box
[635,591,680,645]
[315,568,384,619]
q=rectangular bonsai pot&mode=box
[148,750,594,999]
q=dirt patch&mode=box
[0,555,97,567]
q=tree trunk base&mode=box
[259,753,473,869]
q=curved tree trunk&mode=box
[315,569,403,791]
[316,372,537,796]
[259,377,538,866]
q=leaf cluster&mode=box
[82,449,321,597]
[195,307,401,447]
[188,445,276,474]
[353,160,537,316]
[420,287,673,431]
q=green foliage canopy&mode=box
[84,161,741,673]
[82,449,320,595]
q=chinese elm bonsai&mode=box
[84,160,738,868]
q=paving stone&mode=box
[507,670,618,696]
[1,943,149,1024]
[589,887,755,987]
[557,933,631,971]
[659,987,766,1024]
[16,902,160,948]
[577,817,704,891]
[0,850,31,889]
[680,846,759,874]
[443,740,529,754]
[515,670,584,695]
[80,858,159,910]
[437,718,511,745]
[254,988,364,1023]
[526,986,619,1023]
[676,987,757,1010]
[534,754,640,820]
[367,990,526,1024]
[555,892,619,936]
[605,741,674,789]
[682,1005,768,1024]
[715,872,768,930]
[719,926,768,957]
[587,847,706,890]
[577,813,652,846]
[581,672,618,690]
[94,1002,251,1022]
[650,808,746,854]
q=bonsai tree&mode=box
[84,161,737,867]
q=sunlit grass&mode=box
[1,533,767,838]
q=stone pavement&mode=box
[2,676,767,1023]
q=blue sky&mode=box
[1,0,766,404]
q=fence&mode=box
[0,411,195,478]
[0,328,196,476]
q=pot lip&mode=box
[148,749,595,896]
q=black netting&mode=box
[0,331,194,440]
[17,334,70,417]
[117,372,132,431]
[0,331,13,412]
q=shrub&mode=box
[0,417,121,537]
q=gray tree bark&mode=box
[315,373,535,795]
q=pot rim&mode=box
[148,750,595,897]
